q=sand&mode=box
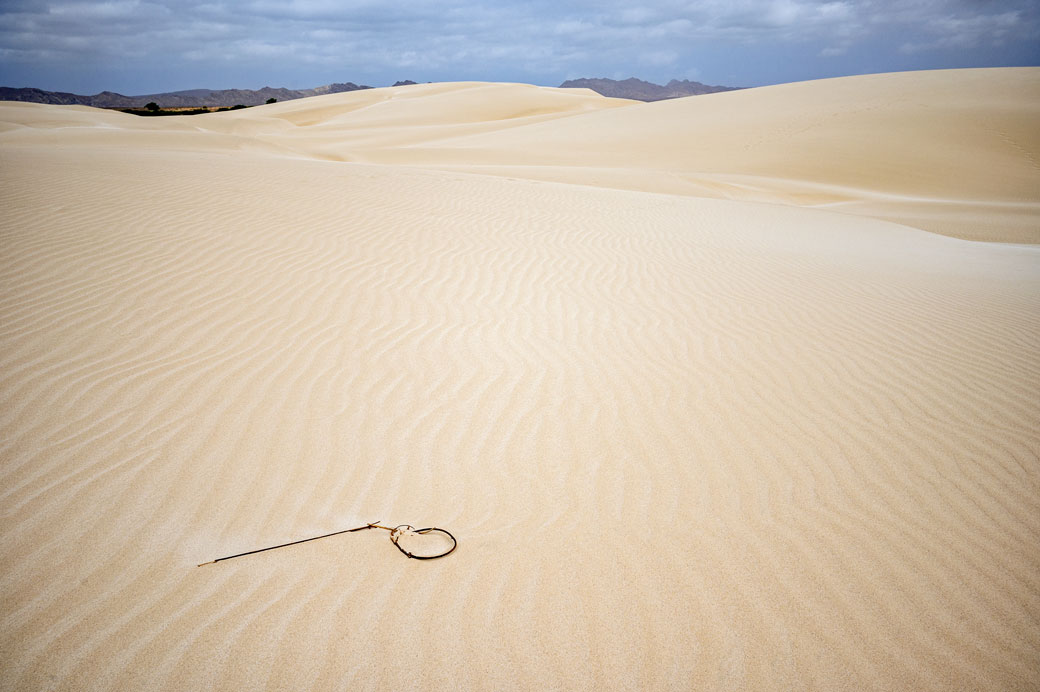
[1,68,1038,691]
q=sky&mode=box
[1,0,1038,94]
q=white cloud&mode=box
[0,0,1037,92]
[553,20,593,36]
[900,9,1026,53]
[640,49,680,67]
[48,1,143,18]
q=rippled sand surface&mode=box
[2,69,1039,690]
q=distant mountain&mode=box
[0,77,739,108]
[558,77,741,101]
[0,82,373,108]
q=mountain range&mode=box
[558,77,741,101]
[0,77,738,108]
[0,82,374,108]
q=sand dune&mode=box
[211,68,1039,242]
[1,69,1039,691]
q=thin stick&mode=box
[197,522,390,566]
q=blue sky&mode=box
[2,0,1038,94]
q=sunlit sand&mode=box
[2,68,1038,690]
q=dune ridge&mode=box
[201,68,1039,243]
[2,69,1039,691]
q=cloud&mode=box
[900,9,1025,53]
[640,49,680,67]
[0,0,1037,93]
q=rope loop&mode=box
[390,525,458,560]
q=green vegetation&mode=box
[118,95,279,117]
[121,103,257,117]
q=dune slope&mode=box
[1,70,1039,691]
[209,68,1040,242]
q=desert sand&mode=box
[1,68,1038,690]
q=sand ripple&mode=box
[2,71,1039,691]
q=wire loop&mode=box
[198,520,457,566]
[389,525,458,560]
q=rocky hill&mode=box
[2,77,740,108]
[559,77,741,101]
[0,82,373,108]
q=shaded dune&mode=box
[227,68,1039,243]
[1,70,1039,691]
[3,70,1037,242]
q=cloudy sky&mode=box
[2,0,1038,94]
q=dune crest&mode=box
[194,68,1040,242]
[1,69,1039,691]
